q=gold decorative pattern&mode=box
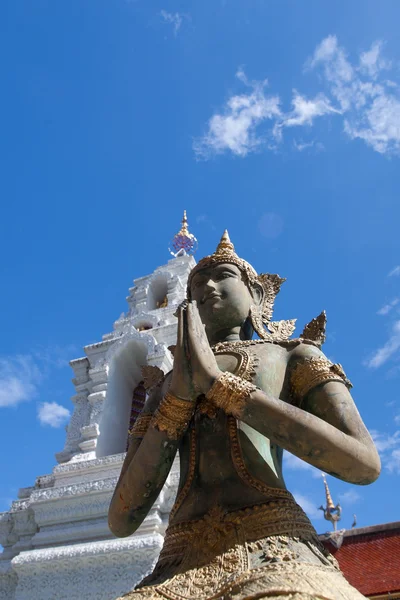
[290,357,352,403]
[228,416,293,501]
[115,501,365,600]
[152,392,195,440]
[128,413,153,439]
[257,273,287,323]
[301,311,327,347]
[206,372,257,419]
[169,426,197,521]
[141,365,165,392]
[267,319,297,341]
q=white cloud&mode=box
[359,42,391,79]
[160,10,184,36]
[194,70,281,158]
[308,36,400,155]
[195,36,400,158]
[338,489,361,505]
[281,92,340,129]
[389,266,400,277]
[293,491,323,519]
[283,451,322,478]
[366,320,400,368]
[370,429,400,474]
[377,298,399,316]
[0,355,41,407]
[37,402,70,428]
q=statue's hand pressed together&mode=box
[184,301,221,396]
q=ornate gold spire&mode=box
[323,474,335,511]
[169,210,198,257]
[319,475,342,531]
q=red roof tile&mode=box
[322,525,400,596]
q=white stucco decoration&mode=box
[0,252,195,599]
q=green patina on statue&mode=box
[108,231,380,600]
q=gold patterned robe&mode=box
[117,490,364,600]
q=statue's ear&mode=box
[249,280,264,307]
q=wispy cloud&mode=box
[359,41,391,79]
[371,429,400,474]
[37,402,70,428]
[338,489,361,505]
[283,451,322,478]
[194,36,400,158]
[377,298,399,316]
[0,355,41,408]
[193,69,281,158]
[293,491,323,519]
[0,347,73,412]
[293,139,324,153]
[365,320,400,368]
[388,266,400,277]
[160,10,184,36]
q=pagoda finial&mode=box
[318,475,342,531]
[169,210,198,257]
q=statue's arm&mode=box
[236,344,380,485]
[108,375,179,538]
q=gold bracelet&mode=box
[152,392,194,440]
[128,414,153,439]
[291,357,352,403]
[205,371,256,418]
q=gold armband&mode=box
[291,357,352,403]
[128,413,153,439]
[206,371,257,418]
[152,392,194,440]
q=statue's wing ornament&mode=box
[267,319,297,342]
[141,365,165,391]
[301,310,327,347]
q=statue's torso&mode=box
[171,342,292,524]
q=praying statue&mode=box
[109,231,380,600]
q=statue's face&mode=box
[190,263,255,334]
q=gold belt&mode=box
[158,497,317,569]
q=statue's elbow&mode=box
[108,501,138,538]
[108,511,137,538]
[367,451,381,484]
[356,448,381,485]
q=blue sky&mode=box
[1,0,400,533]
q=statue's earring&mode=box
[249,305,269,340]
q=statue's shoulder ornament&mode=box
[286,311,353,405]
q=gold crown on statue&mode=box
[187,230,290,338]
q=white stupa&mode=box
[0,213,197,600]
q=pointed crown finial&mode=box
[215,229,235,255]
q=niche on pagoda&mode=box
[147,272,169,310]
[96,335,149,458]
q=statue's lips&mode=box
[202,294,222,304]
